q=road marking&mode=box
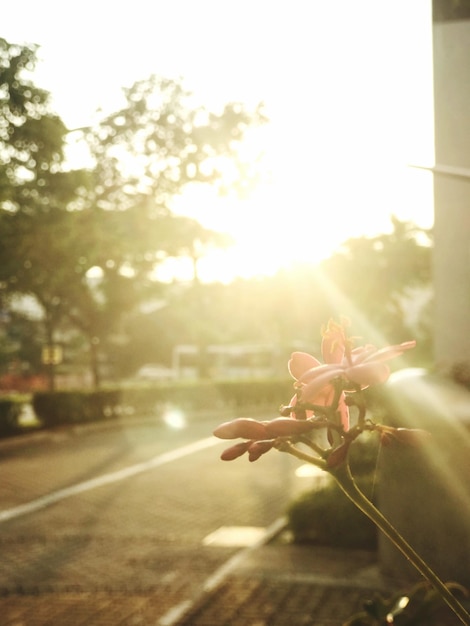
[202,516,287,593]
[158,516,287,626]
[202,525,267,547]
[0,436,221,524]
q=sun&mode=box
[164,137,434,285]
[5,0,434,286]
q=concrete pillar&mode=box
[432,14,470,374]
[378,5,470,588]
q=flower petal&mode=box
[345,362,390,386]
[288,352,322,380]
[362,340,416,364]
[298,363,343,385]
[349,345,377,365]
[299,369,342,403]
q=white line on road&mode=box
[158,516,287,626]
[0,436,221,524]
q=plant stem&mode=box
[276,441,326,470]
[331,462,470,626]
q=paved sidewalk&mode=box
[0,539,462,626]
[0,416,462,625]
[170,536,384,626]
[0,418,385,626]
[172,537,464,626]
[0,539,384,626]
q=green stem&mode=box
[331,462,470,626]
[276,441,326,470]
[296,435,326,457]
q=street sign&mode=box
[41,345,63,365]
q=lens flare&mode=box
[162,407,186,430]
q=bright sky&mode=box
[2,0,435,282]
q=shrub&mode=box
[31,378,294,430]
[119,381,224,415]
[0,398,23,436]
[287,475,378,550]
[286,435,380,550]
[32,390,122,428]
[89,389,123,418]
[119,378,294,416]
[216,378,293,409]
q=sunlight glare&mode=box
[162,407,187,430]
[2,0,435,284]
[164,156,434,284]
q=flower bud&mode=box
[220,441,251,461]
[327,441,350,468]
[263,417,316,437]
[247,440,274,462]
[213,418,268,440]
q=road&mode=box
[0,413,304,625]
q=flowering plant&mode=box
[213,319,470,625]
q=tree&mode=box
[58,75,264,385]
[0,39,89,389]
[0,41,266,388]
[318,216,433,357]
[0,39,64,206]
[84,75,264,212]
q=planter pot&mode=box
[378,369,470,588]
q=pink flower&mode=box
[213,417,317,462]
[214,320,417,460]
[288,319,416,431]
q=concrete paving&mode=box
[0,415,460,625]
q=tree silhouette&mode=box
[0,40,265,388]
